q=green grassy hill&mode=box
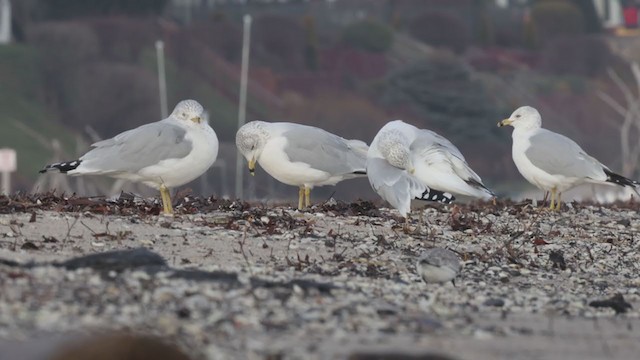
[0,45,78,188]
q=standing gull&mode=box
[367,120,493,217]
[498,106,640,210]
[236,121,368,209]
[40,100,219,215]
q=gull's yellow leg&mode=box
[555,192,562,211]
[298,187,304,210]
[159,187,168,213]
[160,185,173,215]
[549,189,556,210]
[305,187,311,208]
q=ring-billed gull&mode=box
[416,248,461,285]
[367,120,493,217]
[498,106,640,210]
[40,100,219,215]
[236,121,368,209]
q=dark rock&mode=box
[250,278,337,294]
[484,298,505,307]
[549,250,567,270]
[616,218,631,227]
[589,293,632,314]
[58,248,167,271]
[169,269,239,284]
[347,352,458,360]
[20,241,39,250]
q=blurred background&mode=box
[1,0,640,204]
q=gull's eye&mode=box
[251,145,256,150]
[182,112,186,117]
[515,114,521,118]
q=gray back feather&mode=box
[81,121,192,173]
[525,130,604,179]
[282,126,366,175]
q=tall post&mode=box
[1,172,9,195]
[0,148,16,195]
[155,40,168,119]
[0,0,11,45]
[235,14,252,200]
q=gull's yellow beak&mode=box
[497,118,512,127]
[248,158,256,176]
[190,116,202,124]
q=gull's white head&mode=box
[498,106,542,130]
[377,129,414,173]
[171,99,205,125]
[236,121,270,176]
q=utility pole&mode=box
[0,148,16,195]
[156,40,168,119]
[235,14,252,200]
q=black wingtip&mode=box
[416,188,455,204]
[353,170,367,175]
[466,178,496,197]
[604,169,639,188]
[40,160,82,174]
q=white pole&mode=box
[1,172,9,195]
[155,40,168,119]
[0,0,11,44]
[235,14,252,200]
[0,148,16,195]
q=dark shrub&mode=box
[252,15,307,72]
[409,11,469,54]
[342,19,394,53]
[541,35,612,77]
[531,0,585,46]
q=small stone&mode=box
[484,298,505,307]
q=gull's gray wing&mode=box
[282,126,367,175]
[419,248,461,272]
[525,130,605,179]
[413,129,465,160]
[79,121,192,174]
[411,129,485,185]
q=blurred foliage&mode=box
[68,62,159,134]
[283,91,389,141]
[0,45,77,181]
[303,16,319,71]
[187,16,242,63]
[383,54,501,143]
[541,35,613,77]
[27,22,100,116]
[409,11,470,54]
[2,0,629,192]
[89,18,158,63]
[568,0,601,33]
[341,20,394,53]
[253,15,307,72]
[531,0,585,46]
[37,0,168,19]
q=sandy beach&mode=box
[0,195,638,359]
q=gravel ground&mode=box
[0,195,639,359]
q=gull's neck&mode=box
[512,125,540,139]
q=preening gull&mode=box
[498,106,639,209]
[235,121,368,209]
[40,100,219,215]
[367,120,493,217]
